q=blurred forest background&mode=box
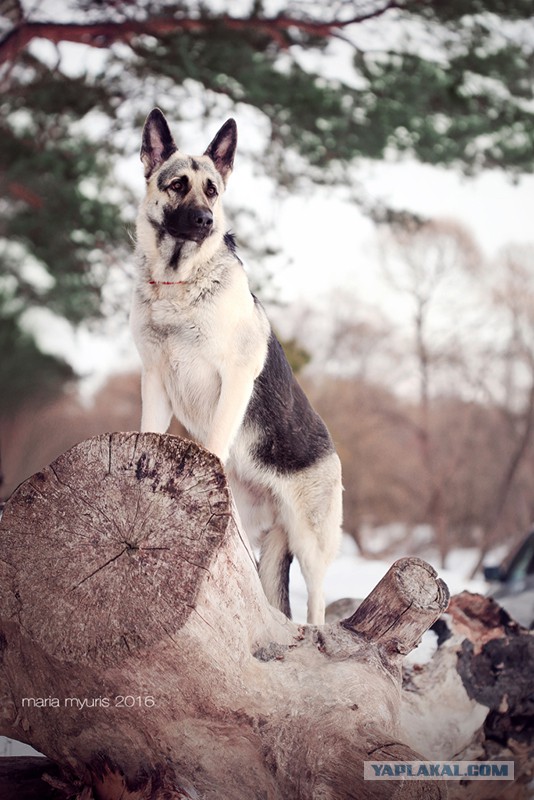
[1,0,534,572]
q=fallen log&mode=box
[326,592,533,799]
[401,593,534,800]
[0,433,449,799]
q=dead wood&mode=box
[0,433,449,799]
[342,556,449,654]
[400,593,534,800]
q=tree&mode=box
[468,245,534,574]
[2,1,534,174]
[377,216,482,565]
[0,46,131,415]
[1,0,534,412]
[308,374,426,551]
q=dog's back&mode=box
[131,110,342,623]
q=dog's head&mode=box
[138,109,237,269]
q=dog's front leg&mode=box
[205,367,255,464]
[141,369,173,433]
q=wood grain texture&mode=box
[1,433,231,663]
[0,434,448,799]
[343,557,450,655]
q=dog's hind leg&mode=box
[258,526,293,619]
[293,539,330,625]
[285,455,343,625]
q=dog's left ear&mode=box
[204,119,237,185]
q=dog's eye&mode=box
[169,177,187,192]
[205,182,218,198]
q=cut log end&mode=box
[0,432,231,666]
[341,557,450,655]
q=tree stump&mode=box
[0,433,449,799]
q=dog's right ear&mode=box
[141,109,178,179]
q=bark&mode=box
[0,4,405,64]
[343,556,449,654]
[0,433,448,799]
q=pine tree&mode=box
[1,0,533,409]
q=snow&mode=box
[290,533,487,628]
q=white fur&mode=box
[131,262,269,461]
[131,138,342,624]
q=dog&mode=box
[130,109,342,624]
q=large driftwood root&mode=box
[399,593,534,800]
[0,433,449,799]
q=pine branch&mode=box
[0,4,405,64]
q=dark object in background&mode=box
[484,529,534,629]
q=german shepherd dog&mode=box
[130,109,342,624]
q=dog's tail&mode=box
[258,527,293,618]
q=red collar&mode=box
[148,280,187,285]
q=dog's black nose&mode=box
[192,208,213,230]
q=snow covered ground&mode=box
[291,532,488,628]
[290,532,490,670]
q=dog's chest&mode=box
[151,298,224,418]
[146,294,236,359]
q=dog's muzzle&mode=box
[163,205,213,243]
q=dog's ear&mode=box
[141,108,178,178]
[204,119,237,185]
